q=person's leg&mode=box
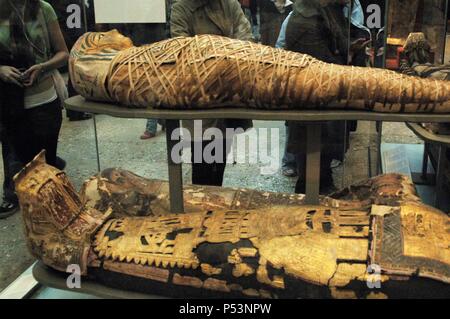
[319,154,334,194]
[209,162,226,186]
[141,119,158,139]
[294,152,306,194]
[191,139,230,187]
[209,138,232,186]
[191,140,210,185]
[25,100,63,166]
[0,124,23,216]
[325,121,346,163]
[311,121,342,195]
[1,135,22,203]
[295,152,335,195]
[158,119,166,131]
[192,162,210,185]
[282,125,297,177]
[286,123,306,193]
[146,119,158,134]
[293,122,338,195]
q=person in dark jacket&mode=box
[258,0,292,47]
[285,0,365,194]
[171,0,253,187]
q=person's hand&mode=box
[350,38,371,54]
[22,64,44,87]
[0,65,23,87]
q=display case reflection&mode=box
[348,0,387,68]
[387,0,448,69]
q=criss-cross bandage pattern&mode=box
[70,31,450,113]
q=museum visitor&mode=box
[0,0,69,218]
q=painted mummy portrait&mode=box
[69,30,450,113]
[15,152,450,299]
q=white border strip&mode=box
[0,263,40,299]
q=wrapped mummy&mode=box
[79,168,421,217]
[15,152,450,299]
[70,30,450,113]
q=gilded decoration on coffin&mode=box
[14,153,450,298]
[201,264,222,276]
[202,210,253,243]
[94,215,204,269]
[400,204,450,265]
[14,152,110,274]
[370,204,450,284]
[92,205,375,289]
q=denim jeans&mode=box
[145,119,158,135]
[1,99,62,202]
[282,125,296,170]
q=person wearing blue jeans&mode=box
[141,119,159,139]
[281,124,297,177]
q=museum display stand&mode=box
[32,261,164,299]
[66,95,450,213]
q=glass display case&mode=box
[3,0,450,301]
[56,0,450,177]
